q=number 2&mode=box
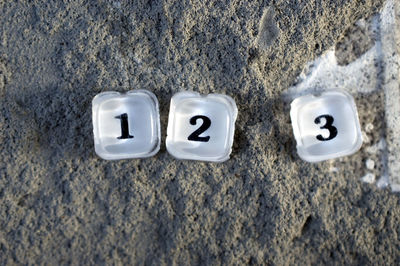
[314,114,337,141]
[188,115,211,142]
[115,113,134,139]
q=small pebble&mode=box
[365,123,374,133]
[362,131,370,143]
[329,166,338,173]
[366,159,375,170]
[361,173,376,184]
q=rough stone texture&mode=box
[0,0,399,265]
[335,17,376,66]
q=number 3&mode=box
[188,115,211,142]
[314,114,337,141]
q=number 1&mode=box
[115,113,133,139]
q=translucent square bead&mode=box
[166,91,238,162]
[92,90,160,160]
[290,90,363,162]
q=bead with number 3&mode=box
[290,90,363,162]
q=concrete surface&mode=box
[0,0,399,265]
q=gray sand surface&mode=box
[1,0,399,264]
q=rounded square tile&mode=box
[290,90,363,162]
[92,90,160,160]
[166,91,238,162]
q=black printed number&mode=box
[314,114,337,141]
[115,113,133,139]
[187,115,211,142]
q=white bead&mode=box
[166,91,238,162]
[290,90,363,162]
[92,90,160,160]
